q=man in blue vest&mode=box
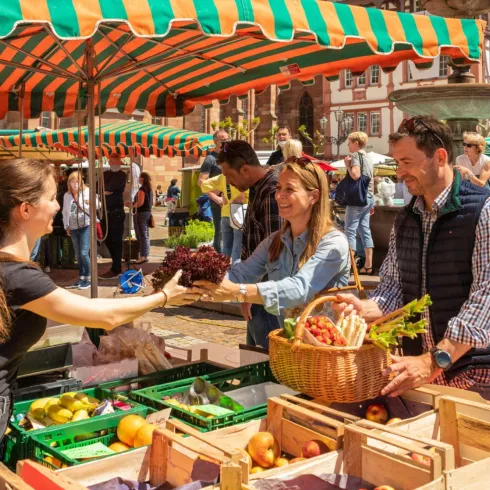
[335,116,490,399]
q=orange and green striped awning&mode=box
[0,0,484,118]
[0,121,215,158]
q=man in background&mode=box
[99,154,127,279]
[266,125,292,167]
[218,140,283,347]
[198,129,230,252]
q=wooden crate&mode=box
[0,463,36,490]
[358,395,490,489]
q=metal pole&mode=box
[18,85,24,157]
[85,44,99,298]
[336,120,341,160]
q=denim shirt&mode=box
[227,228,350,323]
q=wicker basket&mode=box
[269,295,391,403]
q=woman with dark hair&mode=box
[132,171,153,264]
[0,159,200,442]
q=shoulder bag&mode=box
[226,184,248,230]
[335,153,371,207]
[74,197,103,240]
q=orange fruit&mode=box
[44,456,62,468]
[250,467,265,474]
[117,415,147,447]
[134,423,156,448]
[109,442,131,453]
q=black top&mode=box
[135,185,153,213]
[0,262,57,397]
[266,148,284,167]
[103,170,127,211]
[167,185,181,199]
[200,151,222,178]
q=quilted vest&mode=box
[394,171,490,380]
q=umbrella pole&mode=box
[18,84,24,158]
[86,47,98,298]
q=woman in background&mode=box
[63,171,98,290]
[132,172,153,264]
[455,132,490,187]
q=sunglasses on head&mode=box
[290,156,314,168]
[398,117,446,149]
[463,143,476,148]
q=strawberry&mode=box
[315,335,324,343]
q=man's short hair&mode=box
[276,124,291,134]
[348,132,368,148]
[217,140,260,170]
[213,129,229,139]
[389,116,454,164]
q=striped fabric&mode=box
[0,121,215,158]
[0,0,484,118]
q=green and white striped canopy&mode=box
[0,0,484,118]
[0,120,215,158]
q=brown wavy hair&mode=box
[268,158,334,267]
[0,158,55,341]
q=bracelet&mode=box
[161,290,168,308]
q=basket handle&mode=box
[293,295,339,349]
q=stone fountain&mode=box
[389,0,490,158]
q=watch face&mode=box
[436,350,452,369]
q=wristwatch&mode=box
[430,347,452,371]
[236,284,247,303]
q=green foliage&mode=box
[263,125,279,149]
[166,220,214,249]
[211,116,260,140]
[298,124,326,157]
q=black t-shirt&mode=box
[103,170,127,211]
[266,148,284,167]
[0,263,57,397]
[200,152,222,178]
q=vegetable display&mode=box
[367,295,431,351]
[151,245,230,288]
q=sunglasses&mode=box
[290,156,314,168]
[398,118,446,149]
[463,143,476,148]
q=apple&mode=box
[374,486,396,490]
[250,467,265,474]
[247,432,280,469]
[386,417,402,425]
[365,404,389,424]
[301,440,330,459]
[290,457,307,464]
[274,457,289,467]
[411,447,436,467]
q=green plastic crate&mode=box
[3,387,147,469]
[29,405,153,470]
[129,361,276,431]
[99,361,225,393]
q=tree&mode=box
[297,125,326,157]
[211,116,260,140]
[262,125,279,150]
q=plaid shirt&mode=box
[241,169,283,260]
[370,185,490,389]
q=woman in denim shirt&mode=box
[195,158,350,347]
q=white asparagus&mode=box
[355,318,368,347]
[336,312,345,333]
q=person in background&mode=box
[454,132,490,187]
[266,125,292,167]
[155,185,165,207]
[196,194,213,223]
[99,154,127,279]
[165,178,181,226]
[131,172,153,265]
[195,158,350,342]
[63,171,99,290]
[217,140,283,347]
[334,116,490,399]
[0,158,200,442]
[343,131,375,275]
[198,130,230,252]
[130,162,141,202]
[201,174,248,264]
[282,139,303,163]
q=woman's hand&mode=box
[65,227,71,236]
[193,278,240,302]
[162,271,203,306]
[455,165,472,180]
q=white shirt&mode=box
[63,188,99,230]
[455,154,490,177]
[130,162,141,201]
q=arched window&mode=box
[299,92,314,154]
